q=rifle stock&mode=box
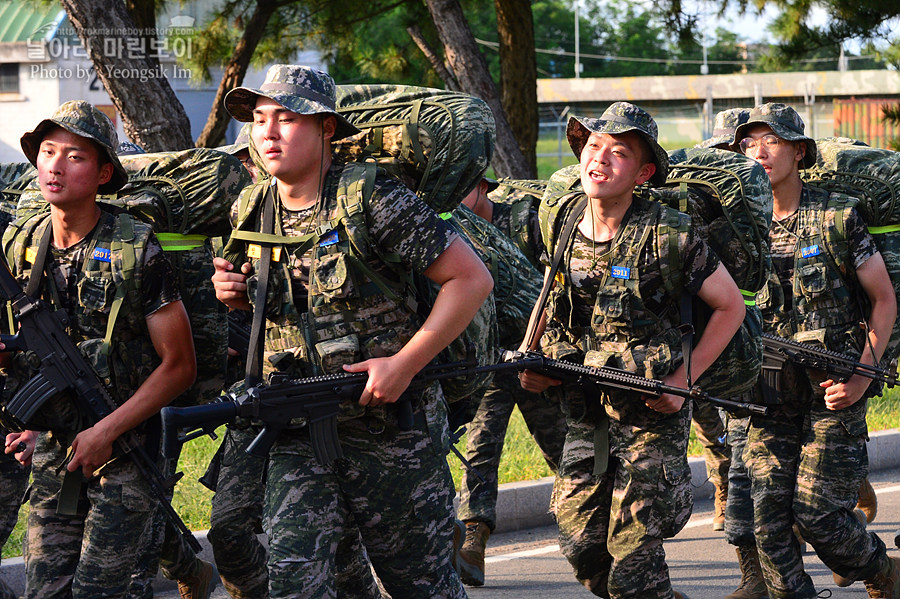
[0,252,201,552]
[163,350,767,465]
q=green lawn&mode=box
[4,390,900,559]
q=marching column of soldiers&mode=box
[0,62,897,599]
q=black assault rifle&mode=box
[0,253,201,553]
[762,332,899,389]
[162,349,767,464]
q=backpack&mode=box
[334,85,495,214]
[0,163,36,233]
[487,178,546,270]
[13,148,251,406]
[801,137,900,361]
[539,147,772,398]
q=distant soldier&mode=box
[218,123,259,184]
[1,100,196,599]
[454,179,567,587]
[737,102,899,598]
[213,64,492,598]
[520,102,745,598]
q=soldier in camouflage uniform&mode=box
[454,179,568,587]
[736,103,900,598]
[0,101,196,599]
[1,428,29,599]
[212,64,492,598]
[219,123,258,184]
[519,102,746,599]
[482,178,545,270]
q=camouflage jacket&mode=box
[759,184,875,357]
[542,194,714,380]
[1,209,159,426]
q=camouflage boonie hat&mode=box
[216,122,252,156]
[733,102,817,169]
[117,140,145,155]
[699,108,750,149]
[225,65,360,141]
[20,100,128,194]
[567,102,668,186]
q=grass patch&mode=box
[4,391,899,559]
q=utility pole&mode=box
[574,2,581,78]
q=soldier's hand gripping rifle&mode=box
[761,332,899,403]
[163,349,767,466]
[0,253,201,553]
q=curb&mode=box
[3,428,900,595]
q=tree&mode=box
[422,0,531,178]
[59,0,193,150]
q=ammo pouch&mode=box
[758,350,786,407]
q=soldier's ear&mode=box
[97,162,113,187]
[322,115,337,141]
[635,163,656,186]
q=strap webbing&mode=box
[740,289,757,306]
[868,224,900,235]
[156,233,208,252]
[24,223,52,299]
[246,184,276,387]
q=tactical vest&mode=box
[757,185,866,357]
[541,193,688,379]
[224,162,422,383]
[2,208,158,414]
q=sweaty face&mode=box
[36,127,112,210]
[579,131,655,202]
[250,97,334,184]
[739,123,804,189]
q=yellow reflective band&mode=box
[25,246,37,264]
[439,212,453,220]
[247,243,282,262]
[156,233,208,252]
[868,224,900,235]
[740,289,757,307]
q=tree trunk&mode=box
[422,0,531,179]
[495,0,538,176]
[406,24,459,92]
[59,0,194,151]
[195,0,279,148]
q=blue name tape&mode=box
[800,245,820,258]
[610,266,630,279]
[319,231,339,247]
[92,247,111,263]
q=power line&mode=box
[474,37,880,66]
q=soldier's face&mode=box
[740,124,804,188]
[36,127,112,209]
[250,97,335,183]
[580,132,655,202]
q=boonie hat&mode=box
[225,65,360,141]
[567,102,668,186]
[699,108,750,149]
[21,100,128,194]
[217,122,252,156]
[732,102,817,169]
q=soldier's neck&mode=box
[50,203,102,249]
[771,176,803,221]
[276,156,331,211]
[579,196,632,242]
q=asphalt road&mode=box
[162,466,900,598]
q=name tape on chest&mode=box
[610,266,631,279]
[319,231,339,247]
[248,244,282,262]
[800,245,821,258]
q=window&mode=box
[0,64,19,94]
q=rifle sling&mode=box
[57,448,86,517]
[25,222,53,299]
[246,184,276,386]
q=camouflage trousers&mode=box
[724,415,754,547]
[1,437,29,599]
[457,370,567,530]
[25,431,156,599]
[690,399,730,488]
[207,425,269,599]
[745,395,887,598]
[264,391,466,599]
[550,383,692,599]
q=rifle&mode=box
[762,332,899,389]
[162,349,766,465]
[0,252,201,553]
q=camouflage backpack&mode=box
[539,148,772,398]
[334,85,495,213]
[487,178,546,270]
[801,137,900,361]
[0,163,36,234]
[14,149,251,406]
